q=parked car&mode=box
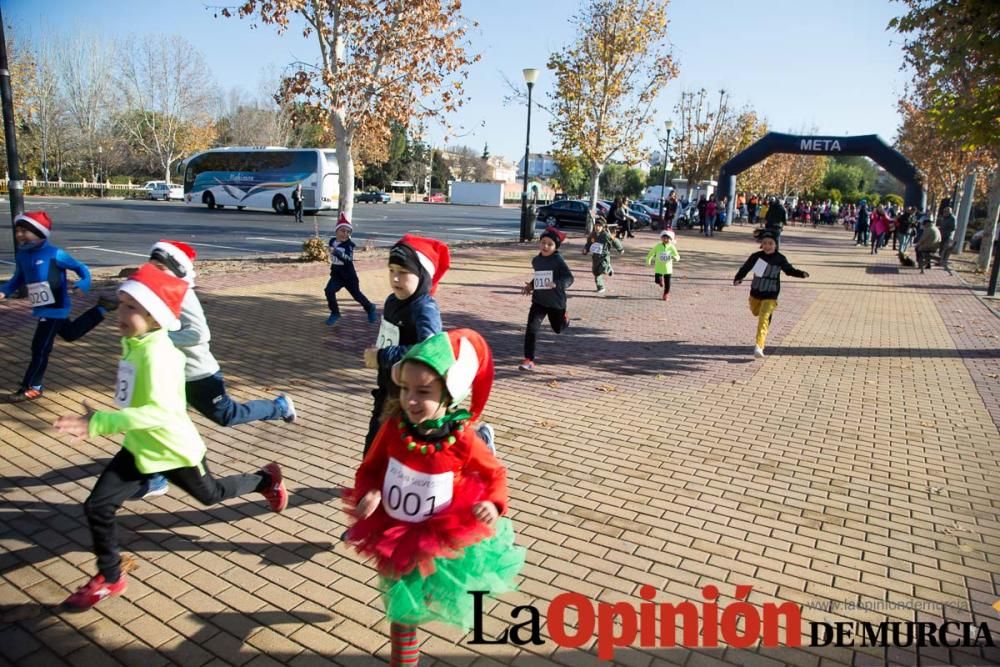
[423,192,446,203]
[147,182,183,201]
[355,190,391,203]
[142,180,166,197]
[968,229,985,252]
[628,202,653,228]
[536,199,603,228]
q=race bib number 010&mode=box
[27,281,55,307]
[589,242,604,255]
[533,270,554,290]
[376,318,401,349]
[114,360,137,408]
[382,458,453,523]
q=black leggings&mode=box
[524,303,567,361]
[84,448,267,581]
[655,274,672,294]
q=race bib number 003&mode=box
[533,270,554,290]
[376,318,401,349]
[27,281,55,307]
[589,242,604,255]
[382,458,453,523]
[114,360,137,408]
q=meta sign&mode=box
[800,138,842,152]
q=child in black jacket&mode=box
[733,231,809,359]
[519,226,574,371]
[325,213,378,326]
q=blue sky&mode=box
[4,0,911,165]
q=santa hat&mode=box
[336,212,353,232]
[118,263,189,331]
[390,234,451,295]
[149,240,197,283]
[14,211,53,239]
[540,226,566,248]
[660,229,675,240]
[395,329,494,421]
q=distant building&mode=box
[486,156,518,183]
[516,152,559,179]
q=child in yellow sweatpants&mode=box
[733,231,809,359]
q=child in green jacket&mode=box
[645,229,680,301]
[54,264,288,610]
[583,218,624,294]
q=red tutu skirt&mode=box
[344,477,494,579]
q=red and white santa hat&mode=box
[394,328,494,421]
[14,211,53,239]
[149,240,197,283]
[336,211,353,232]
[393,234,451,295]
[118,263,189,331]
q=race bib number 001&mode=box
[27,281,55,307]
[382,458,453,523]
[589,242,604,255]
[376,318,401,349]
[533,270,554,290]
[114,360,137,408]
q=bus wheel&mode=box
[272,195,289,215]
[203,192,216,209]
[237,206,245,210]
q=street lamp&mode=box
[659,120,674,228]
[97,145,104,198]
[519,67,539,242]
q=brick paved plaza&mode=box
[1,225,999,666]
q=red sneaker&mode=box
[62,573,127,609]
[260,462,287,512]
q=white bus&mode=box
[182,147,339,214]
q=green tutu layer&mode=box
[380,518,525,630]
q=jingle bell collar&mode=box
[150,240,197,283]
[540,226,566,248]
[118,263,189,331]
[395,328,493,421]
[15,211,53,239]
[389,235,450,295]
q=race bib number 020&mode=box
[376,318,401,349]
[114,360,137,408]
[382,458,454,523]
[27,281,56,307]
[533,270,554,290]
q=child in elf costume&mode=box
[645,229,680,301]
[54,264,288,609]
[325,212,378,326]
[583,218,624,294]
[347,328,524,666]
[519,226,574,371]
[362,235,449,455]
[0,211,116,403]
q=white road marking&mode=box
[189,242,282,254]
[66,245,148,257]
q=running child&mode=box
[138,240,297,498]
[346,329,524,666]
[645,229,680,301]
[363,235,449,455]
[732,231,809,359]
[583,218,624,294]
[54,264,288,609]
[0,211,116,403]
[519,226,573,371]
[325,212,378,326]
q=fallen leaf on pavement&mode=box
[547,380,559,388]
[597,384,617,392]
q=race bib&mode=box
[376,318,401,349]
[752,258,769,277]
[382,457,454,523]
[533,270,554,290]
[114,361,137,408]
[658,252,672,263]
[589,242,604,255]
[330,243,345,266]
[27,281,55,307]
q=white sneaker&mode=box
[596,288,606,294]
[754,346,765,359]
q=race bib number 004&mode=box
[27,281,55,307]
[589,242,604,255]
[382,458,453,523]
[658,252,672,263]
[376,318,401,349]
[533,270,554,290]
[114,360,137,408]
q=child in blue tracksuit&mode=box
[325,213,377,326]
[0,211,115,403]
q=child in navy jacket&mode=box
[0,211,115,402]
[325,213,377,326]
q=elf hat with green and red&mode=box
[394,329,494,421]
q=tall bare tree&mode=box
[28,39,70,181]
[222,0,479,221]
[58,34,113,181]
[547,0,677,231]
[115,35,216,183]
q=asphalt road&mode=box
[0,197,529,269]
